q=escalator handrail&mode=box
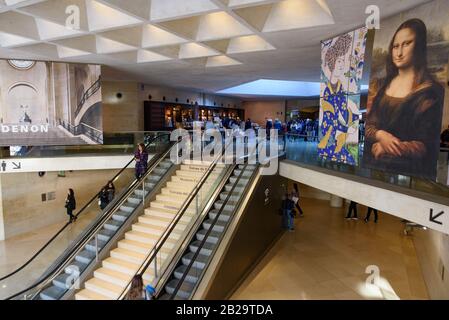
[4,137,176,300]
[0,133,170,283]
[118,137,234,299]
[168,162,252,299]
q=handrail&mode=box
[6,137,178,300]
[168,162,251,300]
[80,122,102,134]
[75,77,101,117]
[0,133,170,283]
[118,136,233,299]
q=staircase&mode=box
[74,161,224,300]
[161,164,257,300]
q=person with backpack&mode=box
[65,188,77,223]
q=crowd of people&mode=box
[286,119,319,141]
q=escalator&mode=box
[0,133,173,300]
[4,135,237,300]
[158,163,258,300]
[38,157,175,300]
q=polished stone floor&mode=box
[231,197,429,300]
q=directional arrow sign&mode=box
[429,209,445,225]
[12,162,21,170]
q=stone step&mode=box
[84,277,123,299]
[110,247,146,265]
[102,257,140,275]
[75,288,110,300]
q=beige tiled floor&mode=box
[231,198,429,300]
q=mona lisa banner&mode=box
[364,0,449,180]
[318,27,368,165]
[0,59,103,146]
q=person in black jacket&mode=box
[65,188,77,223]
[99,181,116,210]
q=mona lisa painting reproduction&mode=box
[364,0,449,180]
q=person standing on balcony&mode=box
[134,143,148,180]
[65,188,77,223]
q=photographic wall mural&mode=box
[0,59,103,146]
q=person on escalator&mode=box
[98,181,115,210]
[106,181,115,204]
[134,143,148,180]
[98,187,109,210]
[65,188,77,223]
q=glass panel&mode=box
[5,131,171,158]
[285,133,449,199]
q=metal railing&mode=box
[59,119,103,144]
[75,77,101,118]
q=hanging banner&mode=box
[363,0,449,180]
[318,27,368,165]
